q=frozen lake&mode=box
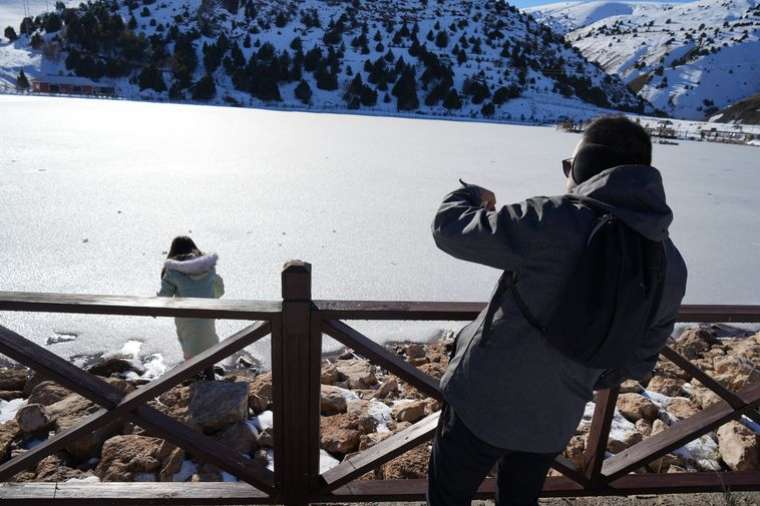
[1,95,758,368]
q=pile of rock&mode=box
[0,325,757,483]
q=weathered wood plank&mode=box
[0,292,280,320]
[321,411,440,491]
[314,300,485,320]
[273,261,315,505]
[583,388,620,485]
[676,305,760,323]
[0,482,269,504]
[602,382,760,481]
[660,346,745,408]
[322,319,442,401]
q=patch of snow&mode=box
[46,331,77,345]
[221,471,239,482]
[319,449,340,473]
[367,399,394,433]
[0,398,26,423]
[134,472,156,482]
[172,460,198,482]
[64,475,101,484]
[252,410,273,432]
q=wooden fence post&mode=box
[273,260,320,505]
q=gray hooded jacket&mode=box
[433,165,687,453]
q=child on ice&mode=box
[158,236,225,379]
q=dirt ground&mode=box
[371,493,760,506]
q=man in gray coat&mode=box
[428,116,687,506]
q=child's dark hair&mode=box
[162,236,202,279]
[167,236,202,260]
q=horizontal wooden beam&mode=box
[2,471,759,504]
[603,382,760,481]
[322,319,443,400]
[0,292,281,320]
[0,482,269,504]
[323,471,760,501]
[314,300,485,320]
[676,305,760,323]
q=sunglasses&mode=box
[562,157,574,178]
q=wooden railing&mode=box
[0,260,759,504]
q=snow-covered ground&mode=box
[525,0,677,34]
[1,95,759,369]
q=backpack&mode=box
[483,205,667,370]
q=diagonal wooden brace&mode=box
[0,322,275,493]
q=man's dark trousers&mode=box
[427,405,558,506]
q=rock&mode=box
[48,394,123,460]
[653,359,692,381]
[191,463,222,482]
[0,391,23,401]
[410,357,430,366]
[608,430,643,453]
[320,363,339,385]
[405,344,426,359]
[717,421,759,471]
[666,397,700,420]
[672,328,716,359]
[358,431,392,451]
[619,379,643,394]
[648,453,685,473]
[15,403,52,434]
[0,420,21,460]
[345,401,378,434]
[378,446,430,479]
[188,381,248,432]
[28,381,72,406]
[372,377,399,400]
[564,435,586,468]
[247,372,272,413]
[321,424,360,455]
[87,357,144,377]
[635,419,652,437]
[418,362,447,380]
[214,421,257,455]
[257,427,273,448]
[392,400,427,424]
[96,435,175,481]
[617,393,659,422]
[320,385,348,415]
[646,376,684,397]
[335,360,377,389]
[35,455,91,482]
[159,447,185,482]
[651,419,668,436]
[0,367,29,392]
[689,382,723,409]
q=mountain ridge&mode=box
[0,0,652,123]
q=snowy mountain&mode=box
[528,0,760,120]
[711,91,760,123]
[524,0,677,34]
[0,0,652,122]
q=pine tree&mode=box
[16,69,30,91]
[4,26,18,41]
[442,88,462,110]
[435,30,448,49]
[138,65,166,92]
[392,68,418,111]
[191,74,216,100]
[294,79,312,104]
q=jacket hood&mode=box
[164,253,218,275]
[569,164,673,241]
